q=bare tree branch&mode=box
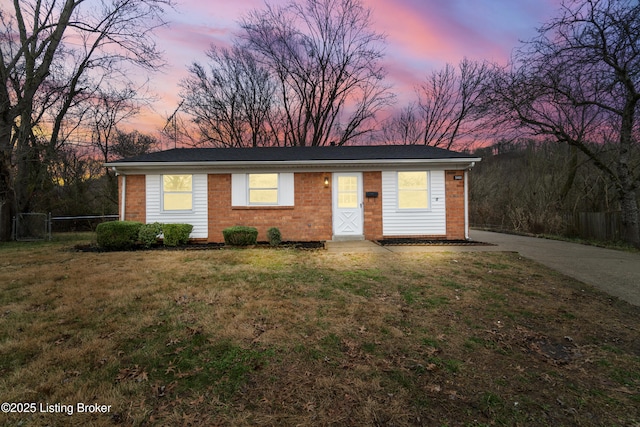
[239,0,394,146]
[0,0,173,240]
[485,0,640,246]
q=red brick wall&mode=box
[445,170,466,239]
[207,172,333,243]
[120,175,146,222]
[363,172,383,240]
[123,170,469,242]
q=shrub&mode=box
[96,221,143,251]
[267,227,282,247]
[138,222,163,248]
[162,223,193,247]
[223,226,258,246]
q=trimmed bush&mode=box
[138,222,163,248]
[223,226,258,246]
[162,223,193,247]
[96,221,143,251]
[267,227,282,247]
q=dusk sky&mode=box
[6,0,563,137]
[141,0,561,136]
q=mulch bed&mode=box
[73,241,324,253]
[73,240,494,252]
[376,238,495,246]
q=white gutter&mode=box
[105,157,482,170]
[106,158,483,177]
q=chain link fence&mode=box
[12,213,51,241]
[50,214,119,233]
[11,213,119,241]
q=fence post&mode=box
[48,212,52,241]
[11,216,16,241]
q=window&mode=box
[231,173,294,206]
[163,175,192,211]
[337,175,358,208]
[398,171,429,209]
[248,173,279,205]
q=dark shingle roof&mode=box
[109,145,477,164]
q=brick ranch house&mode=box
[105,145,481,243]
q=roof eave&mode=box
[105,157,481,173]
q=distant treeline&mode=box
[469,139,639,243]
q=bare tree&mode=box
[469,139,620,236]
[45,145,106,215]
[382,103,423,145]
[418,59,490,149]
[0,0,172,241]
[111,130,157,159]
[383,59,490,149]
[85,85,145,164]
[486,0,640,247]
[180,45,277,147]
[105,129,158,205]
[239,0,394,146]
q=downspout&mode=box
[464,162,475,240]
[120,173,126,221]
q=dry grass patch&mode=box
[0,234,639,426]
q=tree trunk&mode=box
[618,184,640,247]
[617,147,640,247]
[559,145,578,203]
[617,99,640,247]
[0,122,15,241]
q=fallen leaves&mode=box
[116,365,148,383]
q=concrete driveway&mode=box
[470,230,640,307]
[325,231,640,307]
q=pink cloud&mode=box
[130,0,565,134]
[369,0,462,66]
[368,0,561,70]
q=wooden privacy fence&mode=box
[567,211,623,241]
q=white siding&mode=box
[231,173,294,206]
[146,174,208,239]
[382,170,446,236]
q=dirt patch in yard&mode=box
[0,234,638,426]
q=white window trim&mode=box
[232,173,295,207]
[397,171,431,211]
[161,174,194,213]
[247,173,280,206]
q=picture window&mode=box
[163,175,193,211]
[397,171,429,209]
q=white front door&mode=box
[333,172,364,239]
